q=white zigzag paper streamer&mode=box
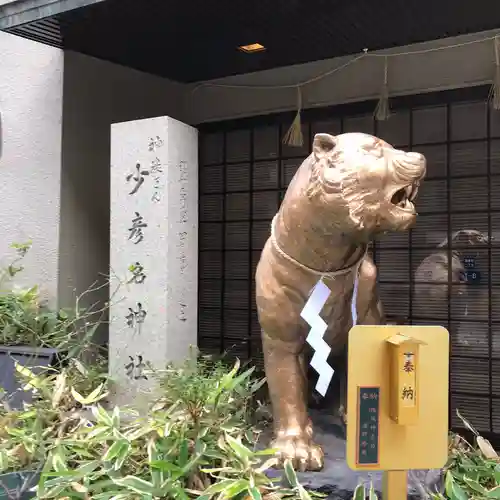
[300,279,334,397]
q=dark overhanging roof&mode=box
[2,0,500,83]
[0,0,104,45]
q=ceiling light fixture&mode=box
[238,43,266,54]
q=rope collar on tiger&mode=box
[269,214,367,280]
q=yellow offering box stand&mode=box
[346,325,450,500]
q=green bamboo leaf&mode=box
[225,434,252,463]
[54,460,101,481]
[72,359,88,375]
[195,439,207,455]
[179,439,189,467]
[92,404,114,427]
[212,360,241,398]
[297,484,313,500]
[444,470,454,496]
[149,460,182,472]
[14,362,36,379]
[463,477,487,495]
[70,386,87,404]
[82,382,107,405]
[284,460,298,487]
[51,371,67,408]
[97,494,131,500]
[111,476,157,495]
[51,446,69,472]
[111,405,120,427]
[445,470,469,500]
[18,409,37,420]
[0,451,8,472]
[67,321,101,359]
[201,479,236,495]
[38,484,69,498]
[124,424,152,441]
[103,439,127,461]
[92,493,126,500]
[86,479,118,493]
[197,426,209,439]
[179,450,204,477]
[451,483,469,500]
[248,487,263,500]
[219,478,249,498]
[35,453,56,498]
[167,484,190,500]
[256,457,279,473]
[200,467,236,474]
[254,448,278,456]
[38,475,72,490]
[487,486,500,499]
[226,366,256,392]
[244,429,254,443]
[217,434,227,451]
[114,440,131,470]
[368,482,378,500]
[147,438,163,488]
[353,484,366,500]
[250,377,267,393]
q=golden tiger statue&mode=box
[255,132,426,471]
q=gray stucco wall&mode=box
[0,33,186,326]
[58,51,187,343]
[0,31,63,301]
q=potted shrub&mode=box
[0,469,41,500]
[0,241,103,410]
[0,357,108,499]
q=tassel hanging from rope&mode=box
[282,86,304,147]
[374,56,391,121]
[490,37,500,111]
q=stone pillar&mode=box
[109,116,198,409]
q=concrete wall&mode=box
[0,31,63,300]
[59,51,186,343]
[189,30,500,124]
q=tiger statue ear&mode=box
[312,133,336,161]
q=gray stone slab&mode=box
[109,116,198,409]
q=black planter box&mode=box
[0,346,57,410]
[0,470,40,499]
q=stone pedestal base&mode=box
[263,409,443,499]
